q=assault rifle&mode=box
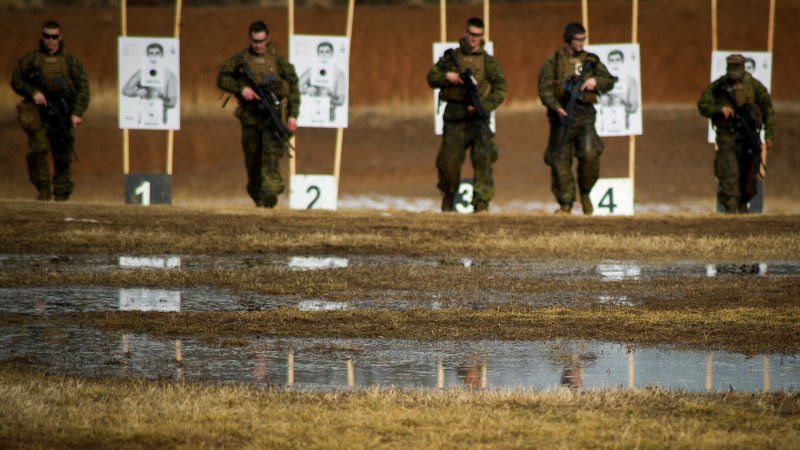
[554,58,595,153]
[719,81,766,176]
[33,65,77,160]
[445,49,493,136]
[239,62,294,156]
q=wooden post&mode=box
[332,0,355,189]
[582,0,589,44]
[483,0,490,41]
[711,0,718,52]
[121,0,129,175]
[288,0,297,179]
[440,0,447,42]
[166,0,182,175]
[629,0,638,185]
[767,0,776,53]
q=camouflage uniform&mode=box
[11,41,90,201]
[427,39,506,211]
[217,45,300,207]
[698,69,775,213]
[538,48,614,210]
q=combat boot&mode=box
[737,202,749,214]
[441,193,455,212]
[54,194,69,202]
[473,200,489,213]
[265,193,278,209]
[580,195,593,216]
[37,189,52,201]
[555,203,572,215]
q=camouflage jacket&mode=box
[697,73,775,140]
[537,48,614,126]
[427,39,507,122]
[11,41,91,117]
[217,46,300,122]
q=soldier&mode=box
[537,22,615,215]
[427,17,506,213]
[217,21,299,208]
[698,54,775,213]
[11,20,90,201]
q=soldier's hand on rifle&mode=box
[580,77,597,91]
[71,115,82,127]
[33,92,48,107]
[445,72,464,85]
[721,106,735,119]
[287,117,297,133]
[241,86,261,101]
[556,107,568,118]
[766,138,773,149]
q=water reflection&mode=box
[1,328,796,392]
[2,254,798,279]
[119,288,180,312]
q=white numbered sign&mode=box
[589,178,634,216]
[290,174,338,210]
[454,179,474,213]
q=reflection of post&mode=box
[763,355,770,392]
[437,357,444,389]
[627,349,635,389]
[705,352,713,392]
[480,359,487,389]
[287,350,295,387]
[346,357,355,387]
[122,333,130,374]
[175,339,184,382]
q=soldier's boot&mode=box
[37,189,52,201]
[737,202,749,214]
[721,201,738,214]
[54,194,69,202]
[264,193,278,209]
[254,198,266,207]
[580,195,593,216]
[473,200,489,213]
[441,193,456,212]
[555,203,572,215]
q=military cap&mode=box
[726,54,745,65]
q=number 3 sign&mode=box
[289,175,338,210]
[588,178,634,216]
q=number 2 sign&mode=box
[289,174,338,210]
[589,178,634,216]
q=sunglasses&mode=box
[466,31,484,38]
[250,37,268,44]
[42,32,61,40]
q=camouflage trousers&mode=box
[241,121,288,206]
[544,121,603,206]
[436,119,498,205]
[26,122,75,200]
[714,133,760,212]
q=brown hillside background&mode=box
[1,0,799,209]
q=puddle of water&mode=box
[120,289,181,312]
[2,254,798,279]
[1,327,796,392]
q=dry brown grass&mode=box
[1,200,799,261]
[1,366,798,449]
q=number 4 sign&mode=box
[588,178,634,216]
[290,174,338,210]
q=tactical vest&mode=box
[243,51,288,99]
[554,50,598,104]
[440,49,491,103]
[35,52,73,93]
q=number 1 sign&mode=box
[589,178,634,216]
